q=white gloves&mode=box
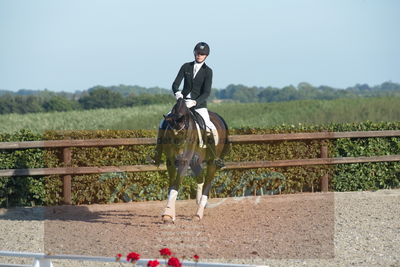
[174,91,196,108]
[185,99,197,108]
[175,91,183,100]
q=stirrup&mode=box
[214,158,225,168]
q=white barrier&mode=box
[0,251,269,267]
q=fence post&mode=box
[62,147,72,205]
[320,142,329,192]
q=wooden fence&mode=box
[1,130,399,204]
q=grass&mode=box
[0,97,399,134]
[211,97,400,128]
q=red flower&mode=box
[115,253,122,262]
[193,254,200,262]
[159,248,172,258]
[147,260,160,267]
[126,252,140,263]
[167,257,181,267]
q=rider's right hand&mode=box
[175,91,183,100]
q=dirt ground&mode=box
[42,192,334,261]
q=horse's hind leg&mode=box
[196,182,204,205]
[194,162,217,220]
[190,155,205,205]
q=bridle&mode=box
[164,100,194,148]
[174,124,185,135]
[166,99,190,134]
[172,117,187,135]
[164,113,187,134]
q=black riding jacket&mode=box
[172,61,213,109]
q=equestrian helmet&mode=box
[193,42,210,55]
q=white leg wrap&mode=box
[168,189,178,202]
[199,195,208,207]
[195,195,208,220]
[163,189,178,221]
[196,183,204,205]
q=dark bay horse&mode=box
[159,98,229,223]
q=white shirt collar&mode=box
[193,61,205,78]
[194,60,205,67]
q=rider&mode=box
[152,42,224,167]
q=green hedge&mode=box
[0,129,47,207]
[1,121,399,207]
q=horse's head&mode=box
[164,98,190,135]
[172,98,189,118]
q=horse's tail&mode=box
[211,112,231,159]
[219,114,231,159]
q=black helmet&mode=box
[193,42,210,55]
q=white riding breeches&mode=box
[195,108,216,131]
[196,108,219,145]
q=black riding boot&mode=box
[207,134,225,169]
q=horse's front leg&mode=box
[162,156,178,223]
[162,153,191,223]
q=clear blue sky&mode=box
[0,0,399,92]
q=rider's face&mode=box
[194,52,207,63]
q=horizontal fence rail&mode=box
[228,130,400,143]
[1,155,400,177]
[0,250,263,267]
[1,130,399,203]
[1,130,400,149]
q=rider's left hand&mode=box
[185,99,197,108]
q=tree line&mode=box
[213,81,400,102]
[0,88,174,114]
[0,81,399,114]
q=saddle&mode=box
[189,109,208,148]
[189,109,207,131]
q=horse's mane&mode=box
[171,98,189,117]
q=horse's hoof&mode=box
[192,215,201,222]
[162,215,175,224]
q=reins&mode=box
[164,101,195,149]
